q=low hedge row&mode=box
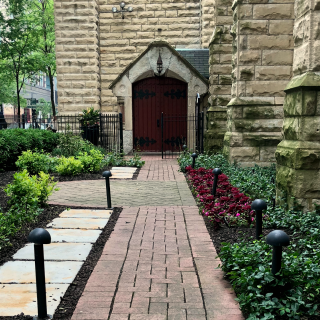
[0,129,60,171]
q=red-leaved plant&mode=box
[186,166,258,229]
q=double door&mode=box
[133,77,188,152]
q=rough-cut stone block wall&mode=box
[201,0,216,48]
[54,0,100,114]
[205,0,233,153]
[98,0,204,113]
[293,0,320,75]
[275,0,320,210]
[223,0,294,166]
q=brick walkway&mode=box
[52,157,243,320]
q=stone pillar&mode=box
[223,0,294,166]
[204,0,233,153]
[275,0,320,210]
[54,0,100,114]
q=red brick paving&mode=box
[71,157,244,320]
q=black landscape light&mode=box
[28,228,51,319]
[251,199,267,240]
[191,153,198,168]
[211,168,222,196]
[102,171,113,209]
[266,230,290,275]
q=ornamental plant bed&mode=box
[185,165,258,229]
[183,161,320,320]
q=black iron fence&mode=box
[161,112,204,159]
[0,113,123,152]
[0,114,53,130]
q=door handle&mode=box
[157,119,160,127]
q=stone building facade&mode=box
[54,0,320,209]
[54,0,214,115]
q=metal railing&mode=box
[161,112,204,159]
[0,113,124,152]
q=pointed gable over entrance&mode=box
[109,40,209,154]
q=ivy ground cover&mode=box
[180,153,320,320]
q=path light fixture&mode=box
[191,153,198,168]
[251,199,267,240]
[28,228,51,319]
[211,168,222,196]
[102,171,113,209]
[112,2,133,19]
[266,230,290,275]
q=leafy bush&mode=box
[0,129,59,171]
[103,151,145,168]
[0,207,41,248]
[4,169,58,209]
[0,170,58,248]
[76,149,104,173]
[125,153,145,168]
[15,150,59,174]
[219,211,320,320]
[52,130,106,158]
[56,157,83,176]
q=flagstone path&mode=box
[0,209,112,316]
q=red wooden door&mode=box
[133,77,187,152]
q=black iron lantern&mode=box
[112,2,133,19]
[157,53,163,75]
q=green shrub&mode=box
[125,153,145,168]
[56,157,83,176]
[76,149,104,173]
[4,169,58,209]
[103,151,145,168]
[37,171,58,206]
[15,150,59,175]
[0,129,59,171]
[53,130,106,158]
[219,224,320,319]
[0,207,41,248]
[0,170,57,248]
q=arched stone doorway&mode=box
[110,41,208,154]
[133,77,188,152]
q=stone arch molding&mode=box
[109,41,208,154]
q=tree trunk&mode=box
[48,67,56,117]
[16,76,21,128]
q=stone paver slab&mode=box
[0,261,82,284]
[47,218,109,230]
[111,167,136,172]
[60,209,112,219]
[0,284,69,316]
[13,243,92,261]
[48,229,101,243]
[110,172,134,179]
